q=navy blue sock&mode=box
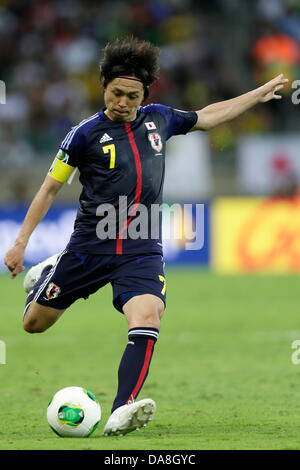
[111,327,159,413]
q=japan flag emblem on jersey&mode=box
[145,121,156,130]
[148,132,163,153]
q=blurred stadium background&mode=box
[1,0,300,273]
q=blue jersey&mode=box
[58,104,197,255]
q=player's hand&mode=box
[4,244,26,279]
[256,74,289,103]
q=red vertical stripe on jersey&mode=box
[126,339,155,403]
[116,122,142,254]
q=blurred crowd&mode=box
[0,0,300,169]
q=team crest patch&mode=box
[46,282,61,299]
[148,132,163,153]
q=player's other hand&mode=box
[4,244,25,279]
[257,74,289,103]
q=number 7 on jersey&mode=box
[103,144,116,169]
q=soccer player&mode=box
[4,37,288,436]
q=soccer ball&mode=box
[47,386,101,437]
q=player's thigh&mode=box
[28,251,110,332]
[123,294,165,330]
[23,300,65,333]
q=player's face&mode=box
[104,77,144,122]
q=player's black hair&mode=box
[99,37,160,100]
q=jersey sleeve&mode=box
[59,125,86,167]
[48,126,86,183]
[147,104,198,140]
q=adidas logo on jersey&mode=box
[100,133,113,143]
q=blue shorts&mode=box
[33,250,166,313]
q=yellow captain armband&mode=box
[48,150,75,183]
[48,158,75,183]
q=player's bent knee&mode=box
[124,294,165,330]
[23,302,65,334]
[138,310,161,329]
[157,300,164,318]
[23,317,47,334]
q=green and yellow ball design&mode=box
[58,403,84,427]
[47,386,101,437]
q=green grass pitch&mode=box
[0,269,300,450]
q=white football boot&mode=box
[104,398,156,436]
[23,253,59,293]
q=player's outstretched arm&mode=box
[4,175,63,279]
[192,74,289,131]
